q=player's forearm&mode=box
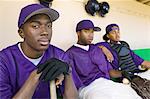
[63,74,78,99]
[13,70,40,99]
[99,45,114,62]
[109,69,122,78]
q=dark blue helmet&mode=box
[99,2,110,17]
[85,0,100,16]
[39,0,53,8]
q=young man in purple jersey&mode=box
[0,3,77,99]
[96,23,150,81]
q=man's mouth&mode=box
[39,39,49,46]
[88,39,93,42]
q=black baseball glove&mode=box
[37,58,69,82]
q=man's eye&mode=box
[47,24,52,28]
[32,25,39,29]
[112,31,116,33]
[84,30,88,33]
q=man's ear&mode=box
[77,31,81,37]
[18,29,24,38]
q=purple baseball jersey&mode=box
[64,44,112,89]
[0,43,65,99]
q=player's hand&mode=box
[37,58,69,82]
[99,46,114,62]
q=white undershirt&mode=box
[18,43,43,66]
[74,43,89,51]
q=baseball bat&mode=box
[50,80,57,99]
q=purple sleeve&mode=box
[95,42,110,48]
[130,50,144,66]
[63,52,84,90]
[96,42,119,70]
[0,55,13,99]
[91,46,112,79]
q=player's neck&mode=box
[21,42,44,59]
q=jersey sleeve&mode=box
[91,46,112,79]
[0,54,13,99]
[130,50,144,66]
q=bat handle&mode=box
[50,80,57,99]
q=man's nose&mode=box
[89,33,94,38]
[41,26,48,35]
[116,32,120,36]
[41,31,48,36]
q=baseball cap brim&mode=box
[24,8,59,25]
[76,26,101,32]
[93,27,101,31]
